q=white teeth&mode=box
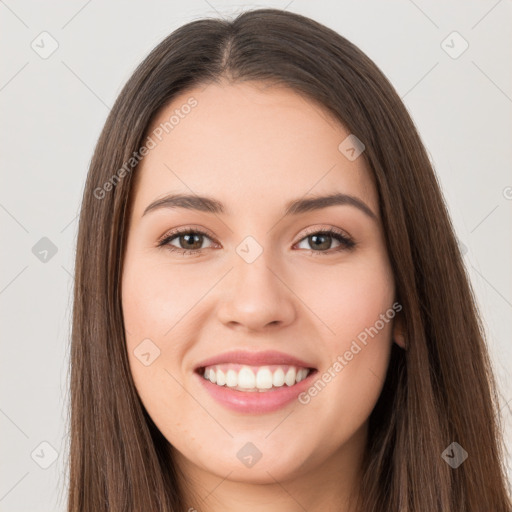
[256,367,273,389]
[284,367,296,386]
[272,368,285,387]
[238,366,255,388]
[216,369,226,386]
[202,364,311,391]
[225,369,238,387]
[296,368,308,382]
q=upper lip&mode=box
[195,350,317,371]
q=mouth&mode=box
[195,364,318,393]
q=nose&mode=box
[216,251,297,333]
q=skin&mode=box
[121,80,405,512]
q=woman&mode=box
[67,8,512,511]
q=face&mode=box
[121,80,404,490]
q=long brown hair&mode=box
[66,8,512,511]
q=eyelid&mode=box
[157,224,218,246]
[157,223,356,257]
[158,224,353,246]
[296,224,353,243]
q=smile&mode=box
[199,364,313,392]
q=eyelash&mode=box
[157,225,356,257]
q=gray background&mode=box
[1,0,511,510]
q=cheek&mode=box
[121,259,201,433]
[320,345,392,440]
[121,254,213,402]
[121,255,208,338]
[303,317,393,436]
[297,252,395,414]
[298,253,395,343]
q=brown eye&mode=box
[158,228,215,255]
[173,232,205,251]
[295,229,356,255]
[157,226,356,257]
[306,233,334,251]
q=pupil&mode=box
[311,234,330,250]
[182,234,202,249]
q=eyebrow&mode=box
[142,192,377,221]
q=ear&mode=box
[392,311,406,350]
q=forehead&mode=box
[131,81,377,219]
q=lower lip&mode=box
[195,369,317,414]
